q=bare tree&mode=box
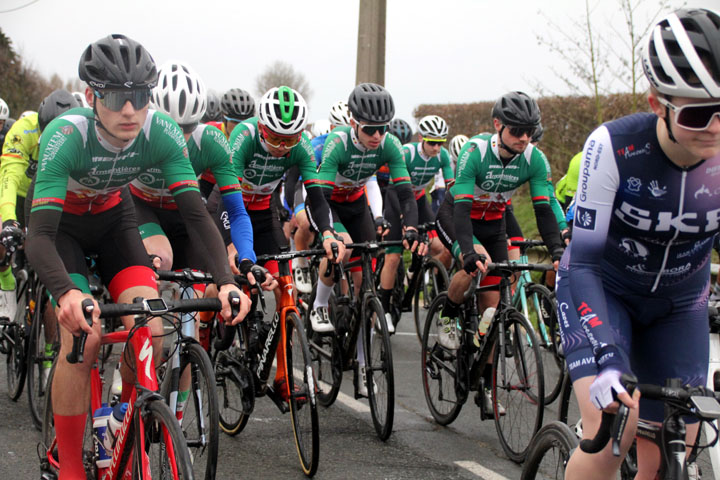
[255,61,312,102]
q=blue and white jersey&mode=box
[311,133,329,166]
[561,112,720,353]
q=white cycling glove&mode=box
[589,368,627,410]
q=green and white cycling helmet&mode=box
[258,86,308,135]
[418,115,449,139]
[153,60,207,126]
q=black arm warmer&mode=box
[395,183,418,228]
[305,187,333,233]
[533,202,563,254]
[284,166,300,211]
[174,190,235,286]
[26,208,78,302]
[505,203,524,239]
[453,200,475,254]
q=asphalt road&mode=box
[0,309,573,479]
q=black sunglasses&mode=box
[94,89,152,112]
[507,125,537,138]
[359,123,389,136]
[425,140,445,146]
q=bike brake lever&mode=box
[66,298,94,364]
[611,403,630,457]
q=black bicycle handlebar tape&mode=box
[155,269,214,284]
[579,411,615,454]
[98,298,223,318]
[509,239,546,247]
[66,298,95,364]
[486,262,555,272]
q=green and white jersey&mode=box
[32,109,199,216]
[452,133,555,221]
[316,126,411,202]
[228,117,321,210]
[130,123,241,209]
[402,142,454,199]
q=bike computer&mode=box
[143,298,168,314]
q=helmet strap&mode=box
[498,126,522,157]
[92,100,128,145]
[663,106,678,144]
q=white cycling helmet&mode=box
[153,60,207,126]
[418,115,449,139]
[328,100,350,127]
[312,119,332,137]
[642,8,720,98]
[258,86,308,135]
[72,91,90,108]
[0,98,9,120]
[450,134,469,159]
[20,110,35,119]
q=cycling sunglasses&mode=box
[506,125,537,138]
[94,89,152,112]
[423,138,447,146]
[358,123,389,136]
[657,97,720,131]
[259,123,302,149]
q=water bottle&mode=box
[103,402,128,453]
[92,404,113,468]
[473,307,496,347]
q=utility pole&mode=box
[355,0,386,86]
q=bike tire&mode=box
[28,282,56,430]
[520,421,578,480]
[216,355,252,436]
[138,398,194,479]
[524,283,563,405]
[493,310,545,463]
[285,311,320,476]
[5,270,30,401]
[363,296,395,441]
[421,293,463,425]
[413,258,450,344]
[178,341,219,480]
[308,328,342,407]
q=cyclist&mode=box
[202,89,223,123]
[24,34,249,480]
[377,118,414,198]
[218,87,255,137]
[226,85,343,397]
[432,133,468,213]
[435,91,564,351]
[287,102,352,293]
[308,83,422,394]
[555,150,581,211]
[556,9,720,479]
[378,114,454,329]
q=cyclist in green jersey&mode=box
[25,35,250,480]
[555,150,581,211]
[220,87,255,137]
[435,91,564,350]
[378,114,454,328]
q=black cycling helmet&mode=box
[491,91,541,127]
[38,89,80,132]
[348,83,395,124]
[389,118,413,144]
[531,123,544,143]
[78,34,157,90]
[203,90,222,122]
[221,88,255,120]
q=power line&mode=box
[0,0,40,14]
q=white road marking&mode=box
[335,390,370,413]
[454,461,511,480]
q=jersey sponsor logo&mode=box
[575,206,597,230]
[647,180,667,198]
[577,301,602,328]
[92,152,139,163]
[79,165,141,187]
[481,180,494,190]
[707,165,720,176]
[696,185,712,199]
[579,139,599,202]
[616,142,651,159]
[39,131,68,171]
[677,239,710,259]
[558,302,570,329]
[568,357,596,371]
[11,134,21,144]
[618,238,649,259]
[626,262,691,276]
[615,200,720,233]
[626,177,642,193]
[61,125,74,135]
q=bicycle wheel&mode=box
[493,310,545,463]
[28,285,56,430]
[5,323,27,401]
[308,328,342,407]
[285,311,319,476]
[524,283,563,405]
[520,421,578,480]
[413,258,450,343]
[215,351,252,436]
[139,398,194,479]
[421,293,463,425]
[363,296,394,441]
[178,341,219,480]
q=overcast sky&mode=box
[2,0,717,126]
